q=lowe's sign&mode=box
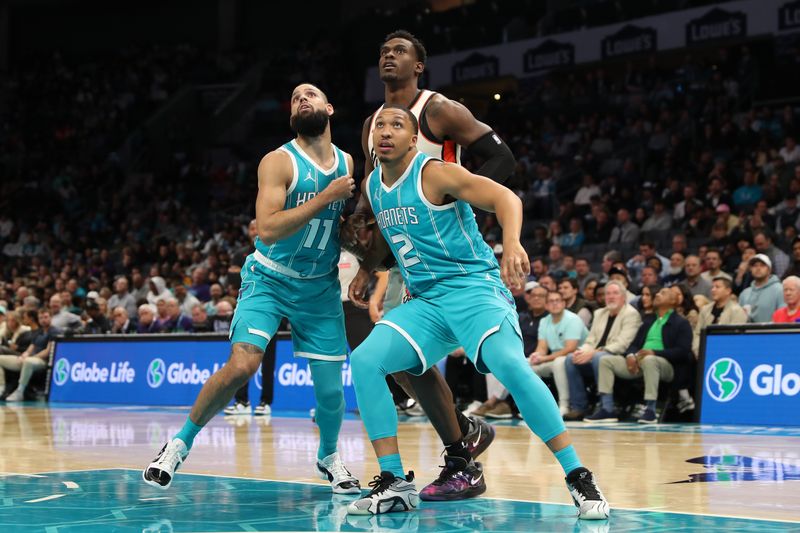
[700,330,800,426]
[49,336,356,411]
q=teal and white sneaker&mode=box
[347,471,419,515]
[316,452,361,494]
[142,438,189,490]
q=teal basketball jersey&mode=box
[366,152,498,296]
[254,139,349,279]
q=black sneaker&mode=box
[464,416,495,458]
[419,456,486,501]
[566,467,610,520]
[584,408,618,423]
[637,409,657,424]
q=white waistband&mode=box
[252,250,330,280]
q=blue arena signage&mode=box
[699,326,800,426]
[48,335,357,411]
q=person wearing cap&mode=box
[564,281,641,421]
[772,276,800,323]
[84,299,111,334]
[715,204,739,235]
[607,267,637,304]
[738,254,785,323]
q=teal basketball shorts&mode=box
[229,254,348,361]
[376,270,522,374]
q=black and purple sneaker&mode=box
[464,416,495,459]
[419,456,486,501]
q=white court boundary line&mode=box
[106,467,800,525]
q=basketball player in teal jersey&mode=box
[345,107,610,519]
[345,30,516,501]
[142,83,361,495]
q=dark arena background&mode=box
[1,0,799,531]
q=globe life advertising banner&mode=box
[700,329,800,426]
[48,336,357,411]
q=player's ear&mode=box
[415,62,425,77]
[410,134,417,149]
[326,103,334,116]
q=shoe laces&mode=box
[431,460,465,486]
[367,474,395,496]
[571,473,601,501]
[328,457,353,480]
[161,442,184,467]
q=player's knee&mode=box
[350,346,383,380]
[229,343,263,381]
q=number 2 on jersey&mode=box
[391,234,421,267]
[303,219,334,250]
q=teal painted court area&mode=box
[0,468,795,533]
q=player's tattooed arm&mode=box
[256,150,354,245]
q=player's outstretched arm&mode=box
[256,150,354,245]
[423,161,528,289]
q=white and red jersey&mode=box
[367,89,462,169]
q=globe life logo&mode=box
[750,365,800,396]
[54,358,71,386]
[147,358,166,388]
[706,358,800,401]
[278,361,352,387]
[147,358,221,388]
[705,358,743,402]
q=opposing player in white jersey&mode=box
[349,30,516,501]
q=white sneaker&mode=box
[404,400,425,417]
[223,401,250,416]
[566,467,610,520]
[559,405,570,417]
[254,402,271,416]
[142,438,189,490]
[5,388,24,402]
[347,471,419,515]
[316,452,361,494]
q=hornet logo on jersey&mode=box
[147,358,166,388]
[54,358,70,386]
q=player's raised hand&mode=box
[348,267,371,309]
[500,240,529,291]
[323,174,356,202]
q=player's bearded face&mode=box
[290,108,329,137]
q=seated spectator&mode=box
[575,258,598,293]
[48,294,82,332]
[586,287,693,424]
[212,300,234,332]
[753,230,790,279]
[558,278,592,326]
[700,249,732,284]
[137,304,159,334]
[191,303,214,332]
[608,267,637,303]
[0,309,61,401]
[583,279,600,309]
[733,170,763,210]
[626,240,669,281]
[670,284,700,331]
[564,281,641,420]
[715,204,740,235]
[784,237,800,279]
[638,284,660,318]
[160,297,193,333]
[638,266,661,293]
[662,253,686,287]
[739,254,785,323]
[693,277,748,355]
[574,174,601,209]
[474,284,549,417]
[641,199,672,233]
[609,209,640,245]
[733,246,757,293]
[173,279,201,317]
[538,274,557,292]
[560,218,585,251]
[110,306,137,334]
[594,283,607,308]
[190,267,211,302]
[83,299,111,334]
[107,277,138,318]
[147,276,171,305]
[684,255,711,298]
[772,276,800,323]
[0,310,31,355]
[205,283,225,316]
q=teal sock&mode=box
[646,400,656,411]
[554,445,584,476]
[309,360,345,461]
[377,453,405,478]
[174,418,204,450]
